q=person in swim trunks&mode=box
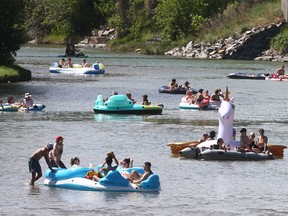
[29,143,54,186]
[49,136,67,168]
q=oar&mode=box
[267,144,287,158]
[167,140,198,155]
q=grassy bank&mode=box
[0,65,31,83]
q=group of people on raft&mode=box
[1,93,35,108]
[169,78,225,109]
[197,128,270,154]
[28,135,153,186]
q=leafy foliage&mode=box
[0,0,26,65]
[271,23,288,53]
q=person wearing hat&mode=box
[49,136,67,169]
[19,93,34,108]
[239,128,249,151]
[28,143,55,186]
[248,132,257,150]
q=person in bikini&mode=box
[93,151,119,181]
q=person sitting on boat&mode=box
[126,92,136,104]
[58,58,66,68]
[274,64,285,78]
[201,89,210,107]
[211,138,226,150]
[129,161,153,185]
[198,132,209,143]
[182,90,195,104]
[256,128,268,152]
[248,132,258,151]
[169,79,178,90]
[195,89,204,108]
[180,81,190,91]
[19,93,34,108]
[207,130,216,140]
[142,94,151,105]
[81,59,90,68]
[120,157,133,169]
[239,128,250,151]
[93,151,119,182]
[66,58,73,68]
[70,157,80,168]
[210,88,224,101]
[120,157,133,178]
[7,96,18,106]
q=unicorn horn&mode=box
[225,86,229,101]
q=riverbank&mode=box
[164,22,288,62]
[0,65,31,83]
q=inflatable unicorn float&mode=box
[168,87,286,160]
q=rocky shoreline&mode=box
[164,22,288,62]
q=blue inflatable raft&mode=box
[44,167,160,192]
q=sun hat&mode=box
[25,93,31,98]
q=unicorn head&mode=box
[217,87,234,146]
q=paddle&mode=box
[167,140,199,155]
[267,144,287,158]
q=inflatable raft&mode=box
[227,72,266,80]
[158,86,198,94]
[179,100,221,110]
[0,104,18,112]
[44,167,160,192]
[19,104,46,111]
[179,145,274,161]
[49,62,105,75]
[93,94,163,115]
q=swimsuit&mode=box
[29,158,42,174]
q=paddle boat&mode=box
[93,94,163,115]
[158,86,198,94]
[171,87,286,160]
[227,72,267,80]
[49,62,105,75]
[44,167,160,192]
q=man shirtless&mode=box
[29,143,54,186]
[257,129,268,152]
[275,64,285,77]
[49,136,67,168]
[129,162,153,184]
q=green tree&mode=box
[25,0,114,55]
[0,0,26,65]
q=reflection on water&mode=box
[93,113,144,122]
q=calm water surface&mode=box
[0,45,288,216]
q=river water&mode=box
[0,45,288,216]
